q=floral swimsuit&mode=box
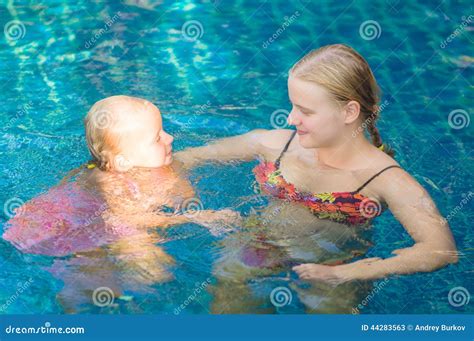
[253,130,402,226]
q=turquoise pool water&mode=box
[0,0,472,314]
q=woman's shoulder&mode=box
[358,143,402,170]
[359,149,422,199]
[249,128,295,150]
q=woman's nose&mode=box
[288,109,300,126]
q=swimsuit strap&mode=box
[275,130,297,168]
[353,165,402,193]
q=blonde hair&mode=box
[291,44,394,157]
[84,101,122,171]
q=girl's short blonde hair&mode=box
[84,100,122,171]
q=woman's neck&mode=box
[316,135,374,170]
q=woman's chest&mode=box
[274,152,364,195]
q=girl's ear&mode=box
[343,100,361,124]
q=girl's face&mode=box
[118,106,174,169]
[287,75,347,149]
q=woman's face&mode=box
[287,75,346,149]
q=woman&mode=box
[176,44,458,312]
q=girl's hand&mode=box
[293,263,347,286]
[213,209,242,225]
[192,209,242,235]
[292,257,382,285]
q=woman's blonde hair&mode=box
[291,44,394,157]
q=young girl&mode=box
[3,95,239,258]
[176,44,458,313]
[3,95,241,312]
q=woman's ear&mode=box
[343,100,361,124]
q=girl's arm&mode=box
[105,209,240,230]
[104,211,191,229]
[175,129,293,168]
[294,167,458,283]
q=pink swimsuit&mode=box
[2,181,137,257]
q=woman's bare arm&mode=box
[175,129,294,168]
[340,168,458,281]
[294,167,458,283]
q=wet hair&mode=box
[84,101,121,171]
[290,44,394,157]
